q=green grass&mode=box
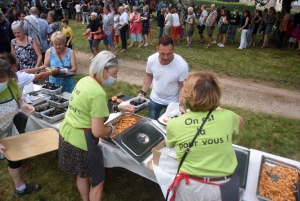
[70,20,300,89]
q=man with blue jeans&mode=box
[103,6,114,52]
[157,8,165,39]
[138,36,189,120]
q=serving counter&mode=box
[25,113,300,201]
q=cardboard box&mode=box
[152,140,177,165]
[0,128,59,161]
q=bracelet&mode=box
[113,105,120,112]
[140,90,146,96]
[49,70,52,76]
[107,123,115,136]
[37,67,40,73]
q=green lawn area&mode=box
[0,19,299,200]
[70,20,300,89]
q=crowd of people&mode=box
[0,0,296,200]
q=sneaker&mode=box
[219,44,224,47]
[14,183,41,197]
[211,41,217,44]
[144,43,149,46]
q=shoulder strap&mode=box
[176,109,213,173]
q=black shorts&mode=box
[197,25,206,34]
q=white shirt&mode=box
[75,4,81,12]
[16,71,35,92]
[119,12,128,25]
[165,13,173,26]
[172,13,180,26]
[199,10,208,25]
[146,53,189,105]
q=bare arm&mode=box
[67,35,74,46]
[32,39,42,68]
[33,68,60,81]
[237,115,245,130]
[211,12,217,26]
[69,50,77,72]
[44,49,51,67]
[91,117,113,138]
[202,16,208,25]
[138,73,153,96]
[21,66,46,74]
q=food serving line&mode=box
[4,84,300,201]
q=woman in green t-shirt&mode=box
[166,71,245,201]
[0,59,41,197]
[58,51,134,201]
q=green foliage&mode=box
[194,0,256,11]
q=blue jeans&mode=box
[88,39,94,54]
[158,27,163,39]
[148,99,167,120]
[247,27,254,45]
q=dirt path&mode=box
[75,51,300,119]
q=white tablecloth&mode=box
[25,114,300,200]
[25,113,160,182]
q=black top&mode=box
[157,13,165,28]
[0,28,11,53]
[241,16,249,29]
[82,5,89,12]
[61,0,68,9]
[88,19,101,32]
[230,14,240,26]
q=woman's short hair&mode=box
[188,7,193,13]
[90,12,98,17]
[48,11,57,21]
[0,58,17,80]
[143,6,148,12]
[132,6,137,11]
[51,31,66,44]
[124,5,129,9]
[89,51,119,82]
[180,71,221,112]
[11,20,24,30]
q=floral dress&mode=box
[12,37,38,70]
[142,12,150,35]
[49,47,75,93]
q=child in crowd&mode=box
[289,23,300,49]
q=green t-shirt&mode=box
[60,76,109,151]
[166,109,240,177]
[0,79,22,102]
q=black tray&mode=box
[108,95,133,106]
[52,72,76,77]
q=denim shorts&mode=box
[103,33,113,46]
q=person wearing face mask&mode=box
[58,50,135,201]
[0,59,41,197]
[44,31,77,93]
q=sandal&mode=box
[22,160,34,174]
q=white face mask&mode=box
[0,81,8,93]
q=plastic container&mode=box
[45,95,69,108]
[125,97,150,110]
[40,108,66,123]
[33,103,53,118]
[41,85,62,95]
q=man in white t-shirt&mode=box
[198,5,208,43]
[138,36,189,120]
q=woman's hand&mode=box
[118,104,135,115]
[51,68,60,75]
[21,103,35,115]
[0,143,5,154]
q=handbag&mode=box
[165,109,213,201]
[93,30,107,40]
